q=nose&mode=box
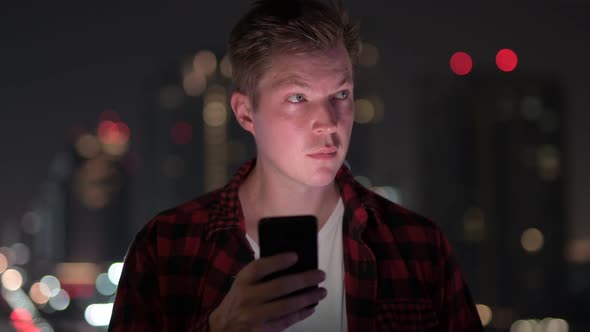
[312,102,338,135]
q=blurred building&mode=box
[45,120,133,264]
[417,69,567,329]
[137,49,254,226]
[0,120,134,330]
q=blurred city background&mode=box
[1,1,589,331]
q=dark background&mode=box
[1,1,589,331]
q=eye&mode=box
[286,94,306,103]
[334,90,349,99]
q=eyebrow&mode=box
[271,71,352,90]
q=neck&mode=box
[239,160,341,236]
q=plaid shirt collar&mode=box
[204,159,379,240]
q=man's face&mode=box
[246,43,355,188]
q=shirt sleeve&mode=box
[433,230,484,332]
[108,226,164,332]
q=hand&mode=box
[209,252,327,332]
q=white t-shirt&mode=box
[246,198,347,332]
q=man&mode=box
[109,0,484,331]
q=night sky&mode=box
[1,1,589,237]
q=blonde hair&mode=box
[228,0,360,108]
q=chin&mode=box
[304,166,340,187]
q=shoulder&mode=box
[152,187,225,226]
[359,186,446,248]
[131,187,226,250]
[358,188,456,285]
[360,186,440,231]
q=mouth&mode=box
[307,146,338,160]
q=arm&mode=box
[108,226,163,331]
[433,231,484,332]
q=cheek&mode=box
[253,114,301,148]
[340,105,355,127]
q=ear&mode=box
[230,91,256,136]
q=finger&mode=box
[264,306,316,332]
[237,252,298,284]
[248,269,325,304]
[249,287,327,323]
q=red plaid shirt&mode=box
[109,159,483,331]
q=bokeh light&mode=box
[450,51,473,76]
[182,70,207,97]
[85,303,114,327]
[521,228,545,253]
[0,246,15,266]
[354,99,375,124]
[40,275,61,297]
[220,55,232,78]
[98,121,130,146]
[30,282,51,305]
[359,42,379,67]
[193,50,217,77]
[544,318,569,332]
[510,318,569,332]
[463,208,486,242]
[496,48,518,72]
[510,319,534,332]
[108,262,124,286]
[566,238,590,263]
[95,273,117,296]
[203,101,228,127]
[97,120,131,157]
[75,134,101,159]
[371,186,402,204]
[205,84,227,100]
[354,176,372,188]
[11,243,30,265]
[2,268,24,291]
[58,261,97,278]
[0,252,7,273]
[48,289,70,311]
[9,307,36,331]
[74,157,119,209]
[537,145,560,181]
[102,140,129,157]
[476,304,493,326]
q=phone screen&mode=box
[258,215,318,282]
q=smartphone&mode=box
[258,215,318,284]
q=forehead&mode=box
[260,45,353,88]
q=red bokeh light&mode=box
[496,48,518,72]
[10,308,39,332]
[10,308,33,322]
[171,122,193,145]
[450,52,473,76]
[98,120,130,145]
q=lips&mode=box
[309,146,338,154]
[307,146,338,160]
